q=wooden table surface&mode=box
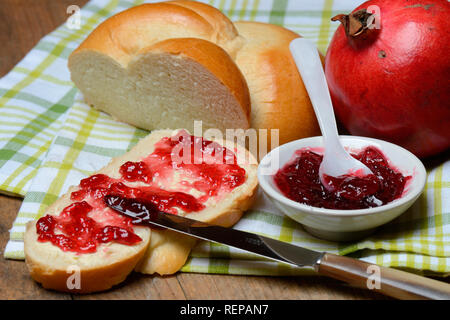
[0,0,394,300]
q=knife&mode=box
[105,194,450,300]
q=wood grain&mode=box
[175,273,389,300]
[0,195,70,299]
[0,0,400,300]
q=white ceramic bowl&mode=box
[257,136,426,242]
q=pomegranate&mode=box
[325,0,450,158]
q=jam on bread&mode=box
[36,130,247,253]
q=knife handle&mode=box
[315,253,450,300]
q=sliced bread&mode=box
[25,129,258,292]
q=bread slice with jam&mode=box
[24,129,258,293]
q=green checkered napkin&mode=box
[1,0,449,276]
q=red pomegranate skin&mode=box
[325,0,450,158]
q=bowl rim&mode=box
[257,135,427,217]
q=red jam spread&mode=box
[147,132,246,199]
[274,146,411,210]
[36,130,247,253]
[36,201,141,253]
[120,161,152,183]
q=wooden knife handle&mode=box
[315,253,450,300]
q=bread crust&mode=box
[71,1,242,63]
[166,0,241,47]
[71,3,215,65]
[234,21,321,150]
[24,129,258,291]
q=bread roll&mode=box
[25,129,258,292]
[68,1,321,155]
[68,1,250,134]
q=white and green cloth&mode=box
[1,0,449,276]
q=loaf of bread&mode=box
[24,129,258,293]
[68,1,250,135]
[68,0,320,154]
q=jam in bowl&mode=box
[257,136,426,242]
[274,146,411,210]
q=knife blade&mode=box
[104,194,450,300]
[104,194,324,268]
